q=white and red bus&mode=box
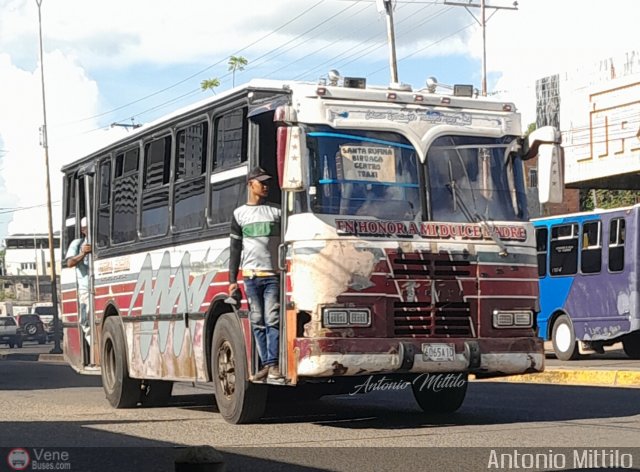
[60,76,562,423]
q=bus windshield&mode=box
[427,135,527,223]
[307,127,421,220]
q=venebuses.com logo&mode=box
[6,448,72,471]
[7,448,30,471]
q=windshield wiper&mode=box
[447,163,508,257]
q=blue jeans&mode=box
[243,276,280,367]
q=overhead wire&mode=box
[293,1,443,80]
[51,0,328,128]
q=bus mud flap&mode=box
[465,341,481,369]
[398,342,415,371]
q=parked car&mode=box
[0,316,23,348]
[16,314,47,344]
[45,319,62,342]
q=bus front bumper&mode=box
[294,337,544,379]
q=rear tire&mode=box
[411,373,468,413]
[622,331,640,359]
[102,316,140,408]
[211,314,267,424]
[552,314,579,361]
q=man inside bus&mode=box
[65,217,92,338]
[228,166,283,382]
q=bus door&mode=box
[252,106,292,382]
[62,169,98,373]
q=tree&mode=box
[228,56,248,87]
[580,189,640,211]
[200,78,220,93]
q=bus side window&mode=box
[549,223,578,276]
[112,148,140,245]
[97,158,111,249]
[209,107,248,226]
[173,122,208,233]
[535,227,548,277]
[141,136,171,238]
[609,218,625,272]
[580,221,601,274]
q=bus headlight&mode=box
[492,310,533,328]
[323,308,371,328]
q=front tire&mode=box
[211,314,267,424]
[552,314,579,361]
[102,316,140,408]
[622,331,640,359]
[411,373,468,413]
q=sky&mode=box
[0,0,637,243]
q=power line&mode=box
[51,0,327,128]
[0,201,61,216]
[294,2,445,80]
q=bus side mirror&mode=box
[525,126,564,204]
[277,126,305,192]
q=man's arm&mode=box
[65,239,91,268]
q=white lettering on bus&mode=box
[129,251,217,361]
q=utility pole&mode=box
[444,0,518,96]
[33,235,40,302]
[377,0,399,85]
[36,0,62,354]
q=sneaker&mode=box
[268,365,283,380]
[251,365,269,382]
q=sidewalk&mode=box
[483,342,640,388]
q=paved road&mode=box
[1,348,640,471]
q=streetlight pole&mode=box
[444,0,518,96]
[377,0,399,85]
[36,0,62,354]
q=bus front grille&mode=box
[390,253,472,278]
[392,301,473,337]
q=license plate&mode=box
[422,343,455,361]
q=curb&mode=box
[0,353,65,362]
[38,353,66,362]
[479,368,640,388]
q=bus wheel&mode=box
[211,314,267,424]
[552,315,579,361]
[622,331,640,359]
[411,373,468,413]
[141,380,173,407]
[102,317,140,408]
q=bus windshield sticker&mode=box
[339,144,397,182]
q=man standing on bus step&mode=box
[228,167,283,382]
[65,217,92,338]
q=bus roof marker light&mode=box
[413,94,424,102]
[328,69,341,86]
[387,92,397,100]
[441,97,451,104]
[425,76,438,93]
[453,84,474,97]
[503,104,513,112]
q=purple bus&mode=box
[533,205,640,360]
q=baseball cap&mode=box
[80,217,87,227]
[247,166,272,183]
